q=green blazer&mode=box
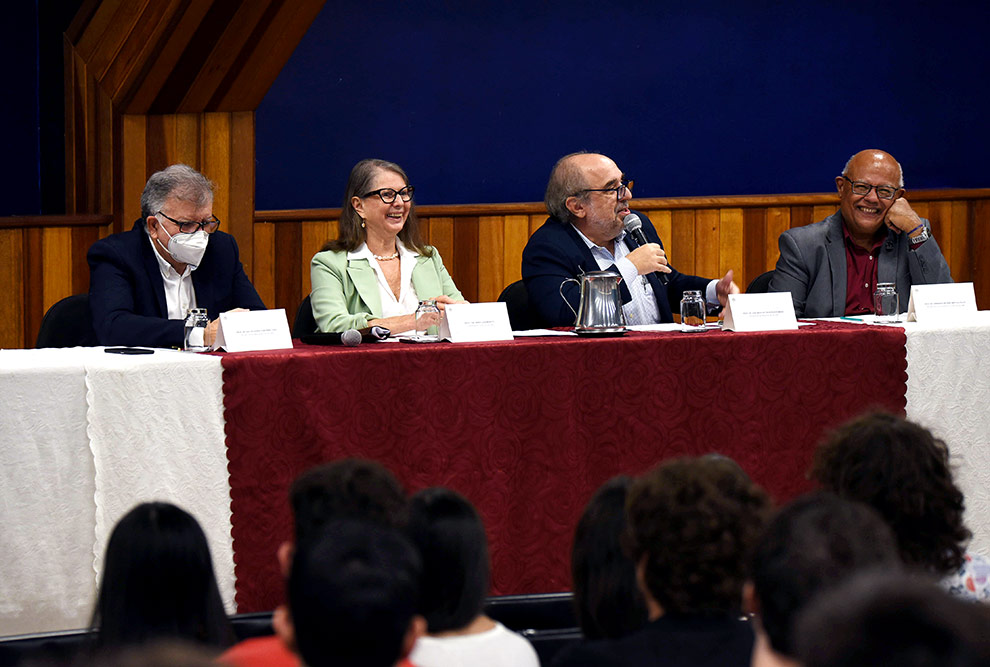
[310,247,463,332]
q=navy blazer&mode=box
[88,219,266,347]
[521,211,711,327]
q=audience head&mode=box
[571,475,648,640]
[625,455,772,616]
[325,158,428,254]
[795,572,990,667]
[811,412,970,576]
[140,164,214,222]
[289,457,409,544]
[286,519,423,667]
[92,502,232,649]
[408,487,490,633]
[749,492,900,659]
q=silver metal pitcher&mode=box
[560,270,627,333]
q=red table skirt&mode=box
[221,322,907,612]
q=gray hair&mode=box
[140,164,215,221]
[545,151,591,222]
[842,151,904,188]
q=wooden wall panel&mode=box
[253,189,990,331]
[0,229,24,349]
[253,221,276,308]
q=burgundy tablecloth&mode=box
[221,322,907,612]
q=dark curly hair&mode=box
[625,456,772,615]
[810,412,969,576]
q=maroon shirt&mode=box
[843,225,883,316]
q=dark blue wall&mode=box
[2,2,41,216]
[256,1,990,209]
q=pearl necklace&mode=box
[373,251,399,261]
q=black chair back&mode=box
[35,294,97,348]
[293,295,318,338]
[497,280,545,331]
[746,270,775,294]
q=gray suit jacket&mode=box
[768,211,952,318]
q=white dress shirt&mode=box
[347,241,420,334]
[147,234,202,344]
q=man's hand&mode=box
[716,269,741,307]
[205,308,250,347]
[885,197,924,234]
[626,243,671,276]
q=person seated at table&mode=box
[406,487,540,667]
[310,158,465,334]
[91,502,233,651]
[746,492,900,667]
[794,572,990,667]
[552,455,772,667]
[769,149,952,318]
[278,519,426,667]
[570,476,647,641]
[810,412,990,601]
[88,164,265,348]
[521,152,738,327]
[220,458,412,667]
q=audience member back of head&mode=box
[407,487,539,667]
[92,502,233,651]
[553,455,772,667]
[795,572,990,667]
[748,492,901,666]
[571,475,648,640]
[285,519,423,667]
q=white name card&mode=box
[907,283,978,323]
[721,292,798,332]
[439,302,514,343]
[214,308,293,352]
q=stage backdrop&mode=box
[256,1,990,209]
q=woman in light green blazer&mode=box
[310,159,464,333]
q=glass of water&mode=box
[873,283,899,323]
[680,291,706,332]
[415,299,441,341]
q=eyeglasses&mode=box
[156,211,221,234]
[574,179,634,199]
[840,175,900,200]
[362,186,415,204]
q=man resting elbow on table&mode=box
[310,159,465,335]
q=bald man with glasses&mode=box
[769,149,952,318]
[521,152,738,328]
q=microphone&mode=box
[623,213,669,286]
[340,329,363,346]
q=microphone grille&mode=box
[623,213,642,232]
[341,329,362,347]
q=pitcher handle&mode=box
[559,278,579,318]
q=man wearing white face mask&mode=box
[88,164,265,348]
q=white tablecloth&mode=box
[903,311,990,555]
[0,348,232,635]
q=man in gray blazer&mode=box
[769,149,951,318]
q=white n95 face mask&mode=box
[156,222,209,267]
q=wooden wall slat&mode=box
[743,208,767,289]
[502,215,529,288]
[972,201,990,307]
[719,208,744,286]
[694,209,719,280]
[42,229,74,317]
[253,221,276,308]
[230,111,256,278]
[274,221,303,320]
[670,210,696,276]
[23,228,44,348]
[453,217,480,302]
[300,221,334,297]
[951,201,971,282]
[0,229,25,349]
[478,216,504,303]
[427,217,455,279]
[766,207,790,267]
[202,113,231,225]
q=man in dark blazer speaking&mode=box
[521,152,738,328]
[88,164,265,348]
[769,149,952,318]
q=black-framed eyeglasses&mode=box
[840,175,900,200]
[156,210,221,234]
[573,179,634,199]
[362,186,415,204]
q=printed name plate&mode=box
[440,302,514,343]
[214,308,293,352]
[721,292,798,332]
[906,283,978,323]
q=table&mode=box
[9,317,986,633]
[220,321,906,611]
[0,348,234,636]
